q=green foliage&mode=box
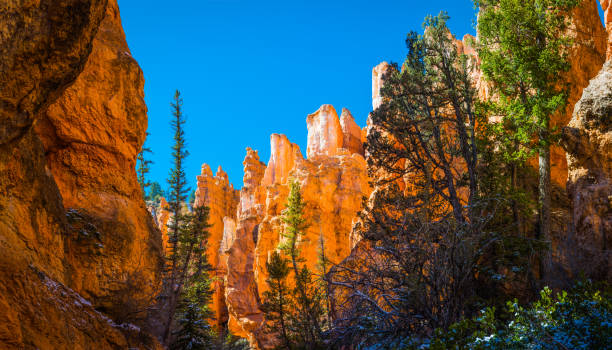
[172,276,213,350]
[188,189,196,210]
[169,205,215,348]
[260,181,330,349]
[167,89,191,262]
[278,180,308,260]
[137,132,153,199]
[147,181,165,203]
[261,251,292,348]
[425,281,612,349]
[475,0,580,267]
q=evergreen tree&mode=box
[163,89,192,345]
[148,181,164,203]
[261,251,292,348]
[137,132,153,199]
[277,180,325,347]
[169,205,213,348]
[476,0,579,281]
[188,189,196,210]
[327,14,535,347]
[317,234,334,327]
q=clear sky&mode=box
[117,0,605,191]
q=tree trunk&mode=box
[538,130,552,283]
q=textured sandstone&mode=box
[340,108,365,156]
[0,0,107,145]
[262,134,304,186]
[601,0,612,58]
[224,110,371,347]
[156,197,171,253]
[0,0,161,348]
[306,104,344,158]
[546,0,607,186]
[226,149,267,340]
[372,62,391,110]
[193,164,239,327]
[35,0,163,323]
[253,149,371,297]
[562,60,612,280]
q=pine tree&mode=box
[169,205,213,348]
[261,250,292,348]
[136,132,153,199]
[148,181,164,203]
[163,89,192,345]
[476,0,579,281]
[277,180,324,347]
[317,234,334,327]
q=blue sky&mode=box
[117,0,605,191]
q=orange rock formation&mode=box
[193,164,239,327]
[601,0,612,58]
[220,106,370,347]
[562,59,612,280]
[0,0,162,348]
[35,0,163,321]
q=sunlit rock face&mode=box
[306,104,344,158]
[156,197,172,254]
[562,60,612,280]
[262,134,303,186]
[546,0,607,186]
[372,62,391,111]
[225,149,267,341]
[34,0,163,324]
[222,107,370,347]
[0,0,162,348]
[193,164,239,327]
[601,0,612,58]
[340,108,365,156]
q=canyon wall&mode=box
[216,106,370,346]
[193,164,240,327]
[562,3,612,280]
[601,0,612,58]
[0,1,162,348]
[35,0,163,323]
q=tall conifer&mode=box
[163,89,191,344]
[137,132,153,199]
[476,0,579,281]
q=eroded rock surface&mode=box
[306,104,344,158]
[601,0,612,58]
[35,0,163,325]
[0,0,162,348]
[193,164,239,327]
[222,107,371,347]
[562,60,612,280]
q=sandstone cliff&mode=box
[193,164,240,327]
[35,0,163,324]
[0,0,162,348]
[601,0,612,58]
[221,106,371,346]
[562,60,612,280]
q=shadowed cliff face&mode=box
[0,1,162,348]
[35,0,163,324]
[0,0,108,146]
[563,60,612,280]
